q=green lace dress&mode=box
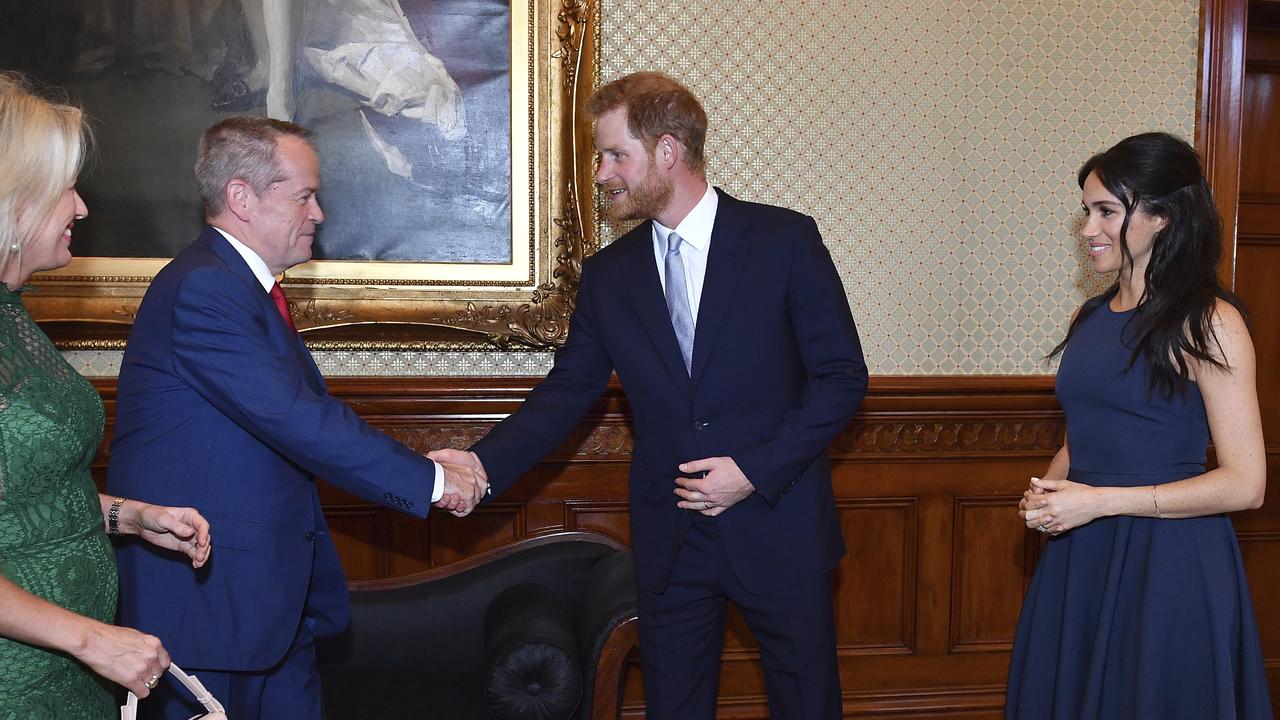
[0,287,116,718]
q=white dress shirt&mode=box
[651,183,718,323]
[212,226,275,292]
[211,226,445,502]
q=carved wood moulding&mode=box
[92,375,1067,461]
[378,415,1062,460]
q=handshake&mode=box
[427,449,489,517]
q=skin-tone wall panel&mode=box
[1240,72,1279,193]
[1239,11,1280,456]
[565,502,631,547]
[835,500,918,653]
[949,498,1031,653]
[720,606,755,653]
[428,509,522,568]
[324,509,386,580]
[1239,532,1280,655]
[1235,243,1280,440]
[1238,14,1280,706]
[385,511,433,576]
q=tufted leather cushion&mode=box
[483,583,583,720]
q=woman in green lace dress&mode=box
[0,73,212,718]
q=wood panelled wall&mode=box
[1236,8,1280,717]
[90,376,1280,718]
[1241,1,1280,446]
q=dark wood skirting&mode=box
[89,375,1280,718]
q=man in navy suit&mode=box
[432,73,867,719]
[107,116,485,719]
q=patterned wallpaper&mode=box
[66,0,1199,378]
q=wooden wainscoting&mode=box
[90,376,1280,718]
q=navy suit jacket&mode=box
[473,190,867,593]
[107,228,436,672]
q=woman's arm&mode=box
[0,575,169,697]
[1042,443,1070,482]
[98,495,212,568]
[1024,301,1265,532]
[1108,300,1265,516]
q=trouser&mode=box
[636,515,842,719]
[141,616,323,720]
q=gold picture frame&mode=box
[27,0,600,351]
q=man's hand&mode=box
[428,449,488,483]
[674,457,754,517]
[428,449,489,517]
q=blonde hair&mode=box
[0,72,88,277]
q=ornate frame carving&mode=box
[30,0,600,351]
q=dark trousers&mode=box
[636,515,842,720]
[140,617,323,720]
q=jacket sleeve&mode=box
[168,267,436,517]
[471,259,615,496]
[733,216,868,505]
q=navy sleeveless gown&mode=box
[1006,304,1272,719]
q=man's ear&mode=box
[225,179,253,222]
[656,134,682,171]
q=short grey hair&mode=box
[195,116,314,216]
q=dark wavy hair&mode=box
[1049,132,1247,397]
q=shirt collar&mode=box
[211,226,276,292]
[652,183,718,252]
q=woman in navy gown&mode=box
[1006,132,1271,719]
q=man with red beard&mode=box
[432,72,867,719]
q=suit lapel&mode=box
[620,223,693,397]
[203,229,326,392]
[690,190,751,389]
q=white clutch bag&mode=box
[120,663,228,720]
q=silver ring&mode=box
[145,674,160,689]
[1037,525,1050,534]
[702,501,711,510]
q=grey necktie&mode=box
[663,231,695,374]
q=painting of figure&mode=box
[0,0,512,264]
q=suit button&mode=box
[694,420,710,431]
[305,531,316,541]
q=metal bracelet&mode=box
[108,496,126,535]
[1151,485,1165,520]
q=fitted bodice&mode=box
[0,287,106,549]
[0,286,116,718]
[1056,303,1209,481]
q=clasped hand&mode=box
[674,456,754,517]
[1019,476,1105,535]
[427,449,489,517]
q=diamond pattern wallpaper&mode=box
[65,0,1199,377]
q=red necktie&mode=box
[269,282,297,332]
